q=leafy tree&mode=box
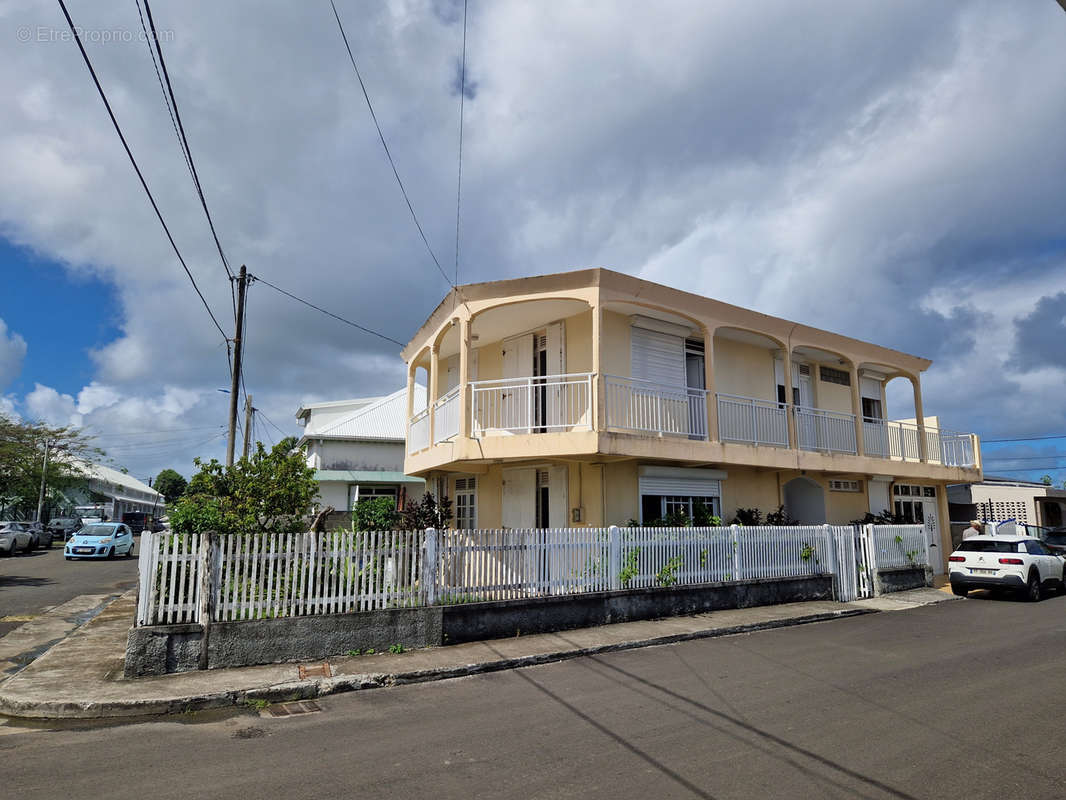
[0,414,103,518]
[398,492,454,530]
[170,438,318,535]
[153,468,188,503]
[353,496,400,532]
[1041,474,1054,486]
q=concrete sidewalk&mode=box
[0,586,958,720]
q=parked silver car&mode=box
[0,522,35,555]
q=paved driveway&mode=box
[0,544,138,636]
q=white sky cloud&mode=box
[0,318,28,391]
[1,0,1064,478]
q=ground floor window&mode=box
[640,494,721,525]
[455,477,476,530]
[348,484,398,511]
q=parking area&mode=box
[0,544,138,637]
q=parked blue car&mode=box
[64,523,135,560]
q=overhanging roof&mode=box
[314,470,424,485]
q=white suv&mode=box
[948,535,1066,601]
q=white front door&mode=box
[922,499,943,575]
[502,468,536,528]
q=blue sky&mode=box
[0,240,121,398]
[0,0,1064,484]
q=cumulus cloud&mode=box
[0,318,27,390]
[1012,293,1066,372]
[0,0,1064,478]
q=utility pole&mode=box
[226,265,248,467]
[35,440,50,523]
[242,394,254,460]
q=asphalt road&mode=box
[5,592,1066,799]
[0,543,139,636]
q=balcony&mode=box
[407,372,980,470]
[471,373,594,436]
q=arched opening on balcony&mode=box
[783,476,826,524]
[407,349,432,454]
[467,297,594,436]
[712,327,788,447]
[789,345,859,455]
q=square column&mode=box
[849,364,865,456]
[458,317,472,439]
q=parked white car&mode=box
[948,535,1066,601]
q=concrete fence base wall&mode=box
[125,574,833,677]
[876,566,931,594]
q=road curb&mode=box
[0,606,875,720]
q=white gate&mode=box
[826,525,878,601]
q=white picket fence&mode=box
[135,524,929,626]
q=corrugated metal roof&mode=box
[84,462,165,502]
[314,470,425,484]
[304,384,424,441]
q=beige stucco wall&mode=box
[565,311,593,374]
[813,374,853,415]
[601,310,631,378]
[713,338,775,400]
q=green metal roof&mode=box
[313,470,424,485]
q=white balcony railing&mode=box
[604,375,708,439]
[863,418,977,468]
[794,406,857,455]
[433,387,461,444]
[408,407,430,454]
[470,373,593,436]
[717,393,789,447]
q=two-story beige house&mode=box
[402,269,982,572]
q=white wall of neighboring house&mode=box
[305,439,404,472]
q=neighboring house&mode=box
[948,476,1066,529]
[64,463,165,521]
[401,268,983,573]
[297,385,426,516]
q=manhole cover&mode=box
[298,662,332,680]
[232,726,268,739]
[264,701,322,718]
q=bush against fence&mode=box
[135,524,928,626]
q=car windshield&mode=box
[80,524,118,537]
[957,540,1022,553]
[1044,534,1066,547]
[51,518,73,525]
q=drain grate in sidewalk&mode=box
[263,700,322,718]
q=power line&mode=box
[454,0,468,287]
[56,0,228,342]
[255,409,288,440]
[251,273,405,346]
[329,0,453,288]
[984,433,1066,443]
[984,455,1066,462]
[134,0,195,189]
[141,0,239,325]
[88,425,225,438]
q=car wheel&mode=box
[107,547,115,560]
[1025,570,1042,602]
[125,543,134,559]
[64,556,71,561]
[951,584,968,597]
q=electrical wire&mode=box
[454,0,468,287]
[56,0,228,342]
[250,273,405,346]
[255,409,289,440]
[329,0,453,288]
[141,0,239,325]
[134,0,195,189]
[983,434,1066,443]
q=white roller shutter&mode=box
[631,325,686,388]
[639,475,721,497]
